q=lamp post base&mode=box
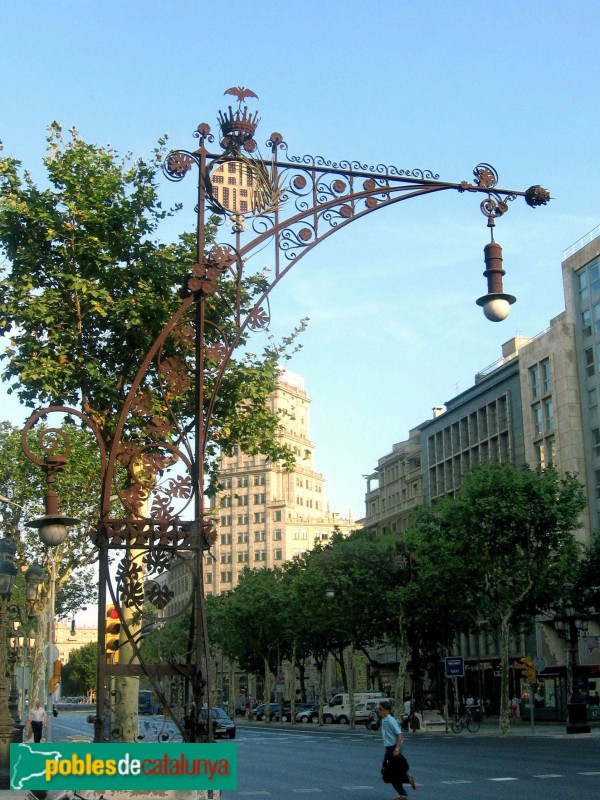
[566,702,591,734]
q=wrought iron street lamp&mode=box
[19,89,550,748]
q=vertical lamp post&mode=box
[19,89,550,748]
[0,536,45,789]
[553,604,591,734]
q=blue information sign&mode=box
[445,656,464,678]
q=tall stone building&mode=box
[204,369,353,595]
[364,426,423,535]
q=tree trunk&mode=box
[289,643,297,723]
[347,641,356,729]
[394,631,410,712]
[263,657,272,724]
[499,615,511,735]
[298,660,307,703]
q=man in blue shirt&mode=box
[378,700,417,797]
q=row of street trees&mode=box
[149,462,596,735]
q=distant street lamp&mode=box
[0,536,45,788]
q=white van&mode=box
[322,692,389,724]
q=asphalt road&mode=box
[26,710,600,800]
[224,721,600,800]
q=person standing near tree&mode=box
[378,700,417,798]
[28,698,47,743]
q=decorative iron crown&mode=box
[218,105,260,153]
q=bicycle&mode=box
[450,708,480,733]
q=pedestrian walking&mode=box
[378,699,417,798]
[28,698,47,743]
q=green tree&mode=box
[575,529,600,611]
[61,642,98,696]
[0,125,300,473]
[405,463,586,734]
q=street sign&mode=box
[445,656,464,678]
[534,656,547,673]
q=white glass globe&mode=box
[483,298,511,322]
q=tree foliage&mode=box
[0,124,302,484]
[404,462,586,733]
[61,642,98,696]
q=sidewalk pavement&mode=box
[237,714,600,737]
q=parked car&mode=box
[201,707,236,739]
[295,705,319,723]
[253,703,280,721]
[334,699,382,725]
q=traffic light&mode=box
[105,604,120,664]
[49,660,62,693]
[518,655,536,683]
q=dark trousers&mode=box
[382,746,407,796]
[31,720,43,743]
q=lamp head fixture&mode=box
[25,455,79,546]
[476,235,516,322]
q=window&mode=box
[220,572,232,583]
[579,269,589,302]
[590,388,598,409]
[541,360,552,394]
[532,405,543,436]
[591,260,600,294]
[586,348,595,377]
[547,436,556,467]
[254,493,265,504]
[593,428,600,457]
[530,365,541,399]
[212,175,224,184]
[254,531,266,542]
[274,549,282,560]
[228,162,237,174]
[237,532,248,543]
[544,399,555,432]
[220,533,231,545]
[228,176,236,185]
[273,529,282,541]
[273,510,282,522]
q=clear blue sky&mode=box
[1,0,599,522]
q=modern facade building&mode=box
[562,227,600,533]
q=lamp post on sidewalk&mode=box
[553,603,591,734]
[19,88,550,751]
[0,536,45,789]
